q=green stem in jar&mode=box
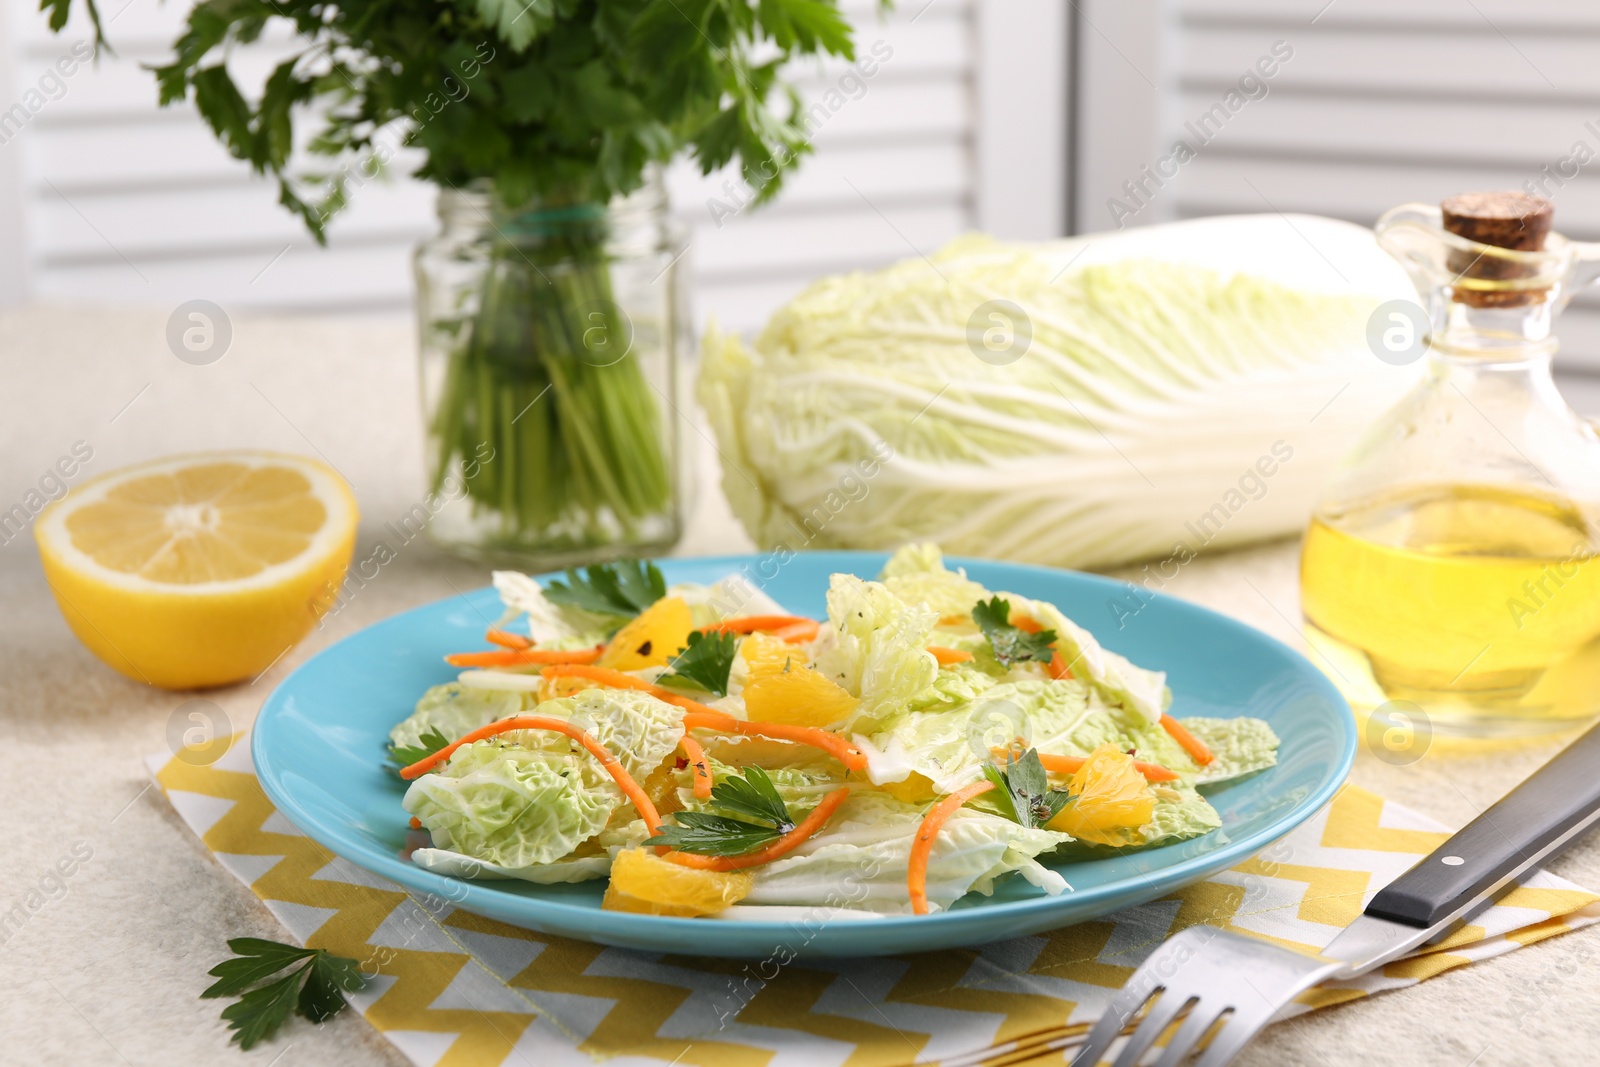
[427,204,672,554]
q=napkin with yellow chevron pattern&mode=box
[148,734,1600,1067]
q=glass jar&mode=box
[414,175,689,568]
[1301,198,1600,736]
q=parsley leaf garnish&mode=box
[201,938,366,1050]
[547,559,665,617]
[983,749,1075,830]
[645,812,786,856]
[544,561,666,618]
[388,725,452,770]
[646,766,797,856]
[656,630,739,696]
[972,596,1058,668]
[706,764,794,829]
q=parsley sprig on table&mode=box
[202,938,366,1050]
[388,725,452,770]
[647,767,796,856]
[983,749,1075,830]
[972,597,1058,668]
[544,561,666,619]
[657,630,739,696]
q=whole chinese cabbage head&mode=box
[697,216,1418,569]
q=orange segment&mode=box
[739,632,802,681]
[742,665,859,728]
[879,773,937,804]
[601,847,752,916]
[1046,743,1156,847]
[597,596,694,671]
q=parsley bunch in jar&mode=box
[43,0,861,565]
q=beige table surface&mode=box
[2,306,1597,1067]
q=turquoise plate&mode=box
[253,552,1355,958]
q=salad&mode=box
[388,545,1279,918]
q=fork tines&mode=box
[1071,927,1344,1067]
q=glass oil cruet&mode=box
[1301,192,1600,737]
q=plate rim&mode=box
[251,550,1356,953]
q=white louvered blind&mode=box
[0,0,980,333]
[1070,0,1600,399]
[1165,0,1600,374]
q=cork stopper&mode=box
[1440,191,1553,307]
[1442,191,1551,251]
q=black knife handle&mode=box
[1366,721,1600,928]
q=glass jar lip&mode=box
[436,174,666,230]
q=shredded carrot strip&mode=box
[769,619,821,644]
[681,710,868,772]
[444,646,603,668]
[664,786,853,871]
[909,781,996,915]
[1036,751,1180,783]
[484,628,533,650]
[1160,713,1214,766]
[541,664,725,717]
[398,715,662,830]
[1013,614,1044,634]
[679,732,713,800]
[408,816,422,830]
[653,690,728,717]
[928,646,974,666]
[478,663,862,794]
[1048,649,1074,680]
[542,663,654,691]
[702,614,817,636]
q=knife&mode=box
[1320,719,1600,975]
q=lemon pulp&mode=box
[36,452,357,689]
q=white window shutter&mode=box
[0,0,1059,338]
[1073,0,1600,389]
[972,0,1069,241]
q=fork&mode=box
[1072,718,1600,1067]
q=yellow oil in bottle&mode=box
[1301,483,1600,734]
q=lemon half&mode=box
[36,451,357,689]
